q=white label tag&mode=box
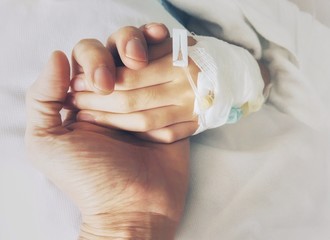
[172,28,188,67]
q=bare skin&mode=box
[25,51,189,239]
[67,26,270,143]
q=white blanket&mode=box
[0,0,329,239]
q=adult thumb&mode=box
[26,51,71,134]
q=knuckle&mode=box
[174,82,195,106]
[182,81,195,98]
[145,87,157,103]
[74,39,102,55]
[186,88,196,103]
[118,87,152,113]
[159,129,177,144]
[99,113,111,125]
[118,69,138,89]
[138,114,154,132]
[119,94,137,113]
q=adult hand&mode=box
[25,51,189,239]
[69,25,199,143]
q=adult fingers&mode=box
[72,39,115,94]
[76,105,196,132]
[26,51,71,135]
[135,121,199,143]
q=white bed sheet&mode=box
[0,0,329,239]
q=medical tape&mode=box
[172,30,266,134]
[172,29,213,127]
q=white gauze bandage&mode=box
[188,36,265,134]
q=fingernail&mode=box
[125,38,147,62]
[93,66,114,94]
[79,113,96,123]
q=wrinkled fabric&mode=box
[0,0,329,239]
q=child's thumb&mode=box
[26,51,71,133]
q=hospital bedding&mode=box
[0,0,329,239]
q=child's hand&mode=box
[70,23,170,95]
[68,24,199,143]
[26,51,189,239]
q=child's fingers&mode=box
[139,24,196,61]
[114,53,198,91]
[72,53,198,92]
[147,38,172,61]
[68,55,199,114]
[70,73,90,91]
[106,23,172,70]
[114,54,175,90]
[68,78,192,113]
[70,35,197,92]
[72,39,115,94]
[134,122,199,143]
[71,54,173,92]
[139,23,170,44]
[76,105,196,133]
[148,36,196,61]
[106,26,149,70]
[71,54,174,92]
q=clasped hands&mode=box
[67,23,199,143]
[25,23,198,239]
